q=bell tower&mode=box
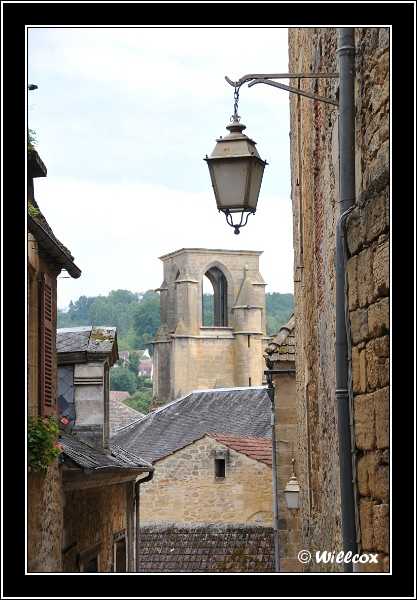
[151,248,268,406]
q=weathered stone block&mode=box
[357,454,370,497]
[354,394,376,450]
[368,297,389,338]
[351,345,361,394]
[347,255,359,312]
[374,386,389,449]
[350,307,369,345]
[357,247,374,308]
[359,498,377,550]
[373,236,389,298]
[373,503,389,554]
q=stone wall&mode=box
[62,482,133,572]
[288,27,389,572]
[140,435,273,524]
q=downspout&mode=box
[336,27,358,571]
[265,373,279,573]
[135,470,154,573]
[264,367,297,574]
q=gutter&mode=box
[28,213,82,279]
[135,470,155,572]
[336,27,359,571]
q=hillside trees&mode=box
[58,288,294,350]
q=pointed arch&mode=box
[200,261,234,327]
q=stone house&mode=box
[57,325,154,572]
[151,248,269,407]
[112,386,282,572]
[264,314,301,572]
[27,147,153,573]
[27,146,81,572]
[287,28,390,571]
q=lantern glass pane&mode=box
[211,161,249,210]
[285,490,299,510]
[248,161,265,211]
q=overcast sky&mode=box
[27,26,293,310]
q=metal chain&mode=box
[231,86,241,122]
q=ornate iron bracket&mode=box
[225,72,339,106]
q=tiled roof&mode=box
[109,391,131,403]
[264,313,296,364]
[139,523,275,573]
[59,432,152,471]
[208,433,272,466]
[109,398,144,435]
[111,387,271,464]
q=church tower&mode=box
[151,248,268,406]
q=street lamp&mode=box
[218,28,358,573]
[204,71,338,235]
[284,458,300,515]
[204,85,268,234]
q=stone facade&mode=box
[288,27,389,571]
[57,326,153,572]
[62,482,135,572]
[27,148,81,573]
[264,315,302,572]
[151,248,268,406]
[140,434,273,525]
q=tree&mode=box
[108,289,140,305]
[127,351,140,376]
[88,298,117,327]
[70,295,95,323]
[132,290,160,353]
[125,390,153,415]
[109,367,138,395]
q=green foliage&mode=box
[28,414,62,477]
[202,293,214,326]
[132,290,160,353]
[137,375,152,388]
[265,292,294,335]
[57,288,294,350]
[28,128,38,147]
[110,366,138,396]
[117,330,138,351]
[125,390,153,414]
[28,203,40,217]
[127,351,140,375]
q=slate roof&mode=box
[111,387,271,464]
[59,432,152,472]
[208,433,272,466]
[57,326,118,366]
[109,398,145,435]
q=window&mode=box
[203,267,228,326]
[113,531,127,572]
[214,458,225,478]
[40,273,53,416]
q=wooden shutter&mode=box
[40,273,54,416]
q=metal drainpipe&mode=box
[265,374,279,573]
[265,367,297,573]
[135,470,154,573]
[336,27,358,571]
